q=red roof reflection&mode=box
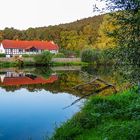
[0,75,58,86]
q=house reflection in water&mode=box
[0,71,58,86]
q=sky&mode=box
[0,0,106,30]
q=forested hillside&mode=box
[0,14,104,52]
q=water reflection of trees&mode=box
[22,68,122,96]
[33,67,53,79]
[0,66,129,96]
[1,65,138,96]
[81,64,140,94]
[81,65,126,89]
[0,69,84,96]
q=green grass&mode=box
[0,62,17,67]
[0,61,36,68]
[51,87,140,140]
[0,61,88,68]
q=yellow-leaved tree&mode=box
[95,14,119,49]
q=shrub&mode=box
[22,54,36,58]
[53,53,65,58]
[34,51,53,66]
[98,49,114,64]
[81,49,100,63]
[22,54,31,58]
[0,53,6,57]
[61,49,79,58]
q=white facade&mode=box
[0,43,5,54]
[4,48,41,55]
[50,50,58,54]
[3,48,58,56]
[5,48,25,55]
[1,41,59,57]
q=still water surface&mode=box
[0,88,82,140]
[0,66,124,140]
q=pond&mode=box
[0,66,126,140]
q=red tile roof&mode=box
[2,40,59,50]
[0,75,58,86]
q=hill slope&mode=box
[0,14,104,51]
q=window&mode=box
[19,49,23,53]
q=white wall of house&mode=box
[50,50,58,54]
[0,43,5,54]
[2,46,58,56]
[5,48,26,55]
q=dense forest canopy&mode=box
[0,15,104,52]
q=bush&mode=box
[81,49,100,63]
[98,49,115,64]
[61,49,79,58]
[34,51,53,66]
[80,48,115,64]
[22,54,31,58]
[53,53,65,58]
[22,54,36,58]
[0,53,6,57]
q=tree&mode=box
[3,27,20,40]
[97,0,140,66]
[25,28,37,40]
[96,14,119,49]
[34,51,53,66]
[0,31,3,41]
[60,30,89,51]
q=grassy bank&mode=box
[51,87,140,140]
[0,62,17,67]
[0,61,36,68]
[0,61,88,68]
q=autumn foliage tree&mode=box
[95,14,119,49]
[0,15,104,53]
[98,0,140,66]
